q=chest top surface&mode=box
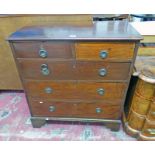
[8,21,142,41]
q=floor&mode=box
[0,92,136,141]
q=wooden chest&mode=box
[8,21,142,130]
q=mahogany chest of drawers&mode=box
[8,21,142,130]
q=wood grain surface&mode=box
[28,98,121,119]
[8,21,142,41]
[24,80,127,101]
[13,41,73,59]
[17,60,131,81]
[76,42,135,61]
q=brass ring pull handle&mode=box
[44,87,53,94]
[99,68,107,77]
[100,50,108,59]
[96,108,102,113]
[97,88,105,96]
[39,49,48,58]
[41,64,50,75]
[49,106,56,112]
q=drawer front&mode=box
[13,41,73,59]
[136,79,155,100]
[141,119,155,137]
[131,91,151,115]
[147,102,155,121]
[75,42,135,61]
[18,60,76,80]
[127,109,145,131]
[18,60,131,81]
[24,81,127,101]
[76,61,130,81]
[28,99,121,119]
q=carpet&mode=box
[0,92,136,141]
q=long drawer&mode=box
[75,42,135,61]
[28,98,121,119]
[13,41,73,59]
[17,60,131,81]
[24,80,127,101]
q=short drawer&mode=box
[141,119,155,137]
[13,41,73,59]
[76,61,130,81]
[24,81,127,101]
[127,109,145,131]
[28,99,121,119]
[75,42,135,61]
[131,91,151,115]
[18,60,131,81]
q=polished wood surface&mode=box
[24,80,127,100]
[0,15,92,89]
[17,60,131,81]
[29,99,121,119]
[8,21,142,41]
[76,42,135,61]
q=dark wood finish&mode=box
[76,61,130,81]
[24,80,127,100]
[8,21,142,41]
[8,21,141,128]
[28,99,121,119]
[30,116,121,130]
[13,41,73,59]
[76,42,135,61]
[31,117,46,128]
[17,60,131,81]
[105,122,121,131]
